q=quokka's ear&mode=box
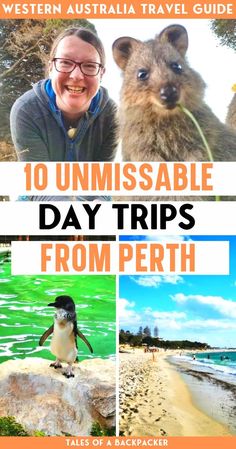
[112,36,140,70]
[159,24,188,57]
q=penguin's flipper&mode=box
[39,325,54,346]
[77,329,93,353]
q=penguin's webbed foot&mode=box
[50,361,62,369]
[62,364,75,378]
[63,372,75,378]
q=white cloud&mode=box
[151,311,186,320]
[118,298,236,341]
[143,309,186,330]
[162,275,184,285]
[156,319,182,330]
[145,236,187,243]
[130,274,183,288]
[172,293,236,318]
[119,298,141,325]
[144,307,186,319]
[142,305,236,334]
[183,319,236,330]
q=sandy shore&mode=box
[119,350,232,436]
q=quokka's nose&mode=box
[160,84,179,107]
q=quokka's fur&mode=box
[226,94,236,129]
[112,24,236,164]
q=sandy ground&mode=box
[119,350,232,436]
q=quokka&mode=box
[227,94,236,129]
[112,24,236,164]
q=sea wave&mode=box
[170,352,236,384]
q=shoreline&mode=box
[169,353,236,434]
[119,350,232,436]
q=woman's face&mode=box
[49,35,103,119]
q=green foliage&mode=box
[137,326,143,335]
[119,329,210,350]
[156,339,210,350]
[0,416,29,436]
[129,335,143,347]
[0,19,96,148]
[90,422,115,436]
[143,326,151,337]
[33,430,46,436]
[120,329,142,346]
[119,329,130,344]
[44,19,95,35]
[211,20,236,51]
[142,336,154,346]
[0,416,48,436]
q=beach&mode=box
[119,350,233,436]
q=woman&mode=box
[10,27,118,163]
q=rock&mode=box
[0,358,115,436]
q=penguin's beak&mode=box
[48,302,57,307]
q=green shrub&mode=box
[33,430,46,436]
[0,416,29,436]
[90,422,115,436]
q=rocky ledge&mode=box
[0,357,115,436]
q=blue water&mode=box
[176,351,236,385]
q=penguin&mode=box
[39,295,93,378]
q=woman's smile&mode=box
[65,85,86,94]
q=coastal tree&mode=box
[143,326,151,337]
[0,18,96,156]
[119,330,210,350]
[210,20,236,51]
[129,335,143,347]
[154,325,159,338]
[119,330,131,345]
[152,338,160,347]
[137,326,143,335]
[142,335,153,346]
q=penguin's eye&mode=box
[137,68,150,81]
[170,62,183,74]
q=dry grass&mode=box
[0,141,17,161]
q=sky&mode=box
[91,18,236,122]
[119,235,236,348]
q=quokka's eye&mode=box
[137,69,150,81]
[170,62,183,74]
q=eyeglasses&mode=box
[52,58,103,76]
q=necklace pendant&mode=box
[67,127,77,139]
